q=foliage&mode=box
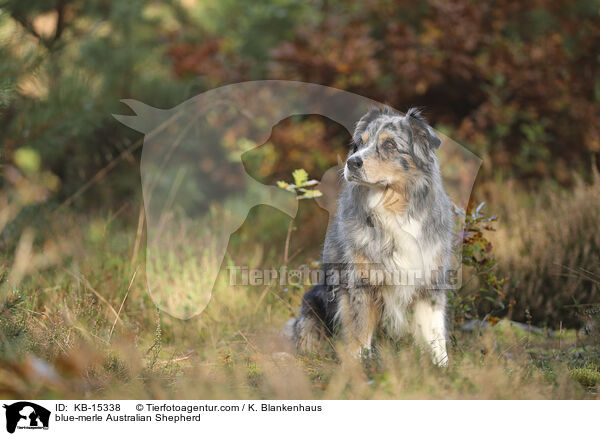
[277,168,322,264]
[277,168,322,200]
[2,0,599,209]
[490,173,600,327]
[0,0,195,206]
[266,0,600,182]
[169,0,600,183]
[450,202,507,324]
[569,365,600,389]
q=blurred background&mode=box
[1,0,600,399]
[3,0,599,196]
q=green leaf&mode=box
[292,168,309,187]
[297,189,322,199]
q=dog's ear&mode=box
[406,108,441,150]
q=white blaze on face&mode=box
[344,148,368,182]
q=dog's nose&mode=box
[347,156,363,170]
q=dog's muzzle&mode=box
[347,156,363,171]
[344,155,365,182]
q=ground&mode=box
[1,177,599,399]
[0,215,598,399]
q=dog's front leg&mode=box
[337,289,379,358]
[412,293,449,366]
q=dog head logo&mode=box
[3,402,50,434]
[114,81,481,319]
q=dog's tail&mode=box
[282,318,297,342]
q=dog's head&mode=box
[344,107,441,189]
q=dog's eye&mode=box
[382,140,395,149]
[351,144,358,153]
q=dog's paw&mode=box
[433,354,449,367]
[356,346,375,360]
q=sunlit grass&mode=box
[1,177,599,399]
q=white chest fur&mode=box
[366,190,441,278]
[365,190,443,310]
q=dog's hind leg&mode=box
[411,293,449,366]
[337,290,380,357]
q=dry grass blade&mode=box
[65,269,120,322]
[130,203,145,270]
[109,267,138,343]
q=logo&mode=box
[2,402,50,434]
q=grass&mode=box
[1,175,599,400]
[487,172,600,327]
[569,366,600,390]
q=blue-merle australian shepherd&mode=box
[288,107,453,366]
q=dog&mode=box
[288,107,453,366]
